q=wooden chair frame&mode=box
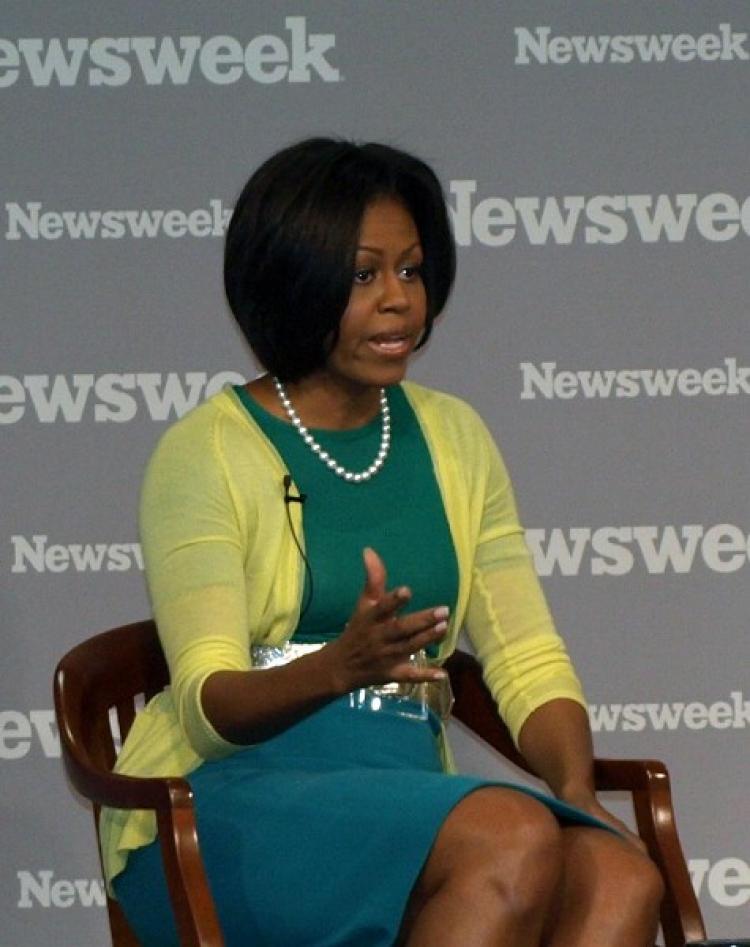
[54,619,707,947]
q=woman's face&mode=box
[324,198,427,392]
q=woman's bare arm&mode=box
[518,698,645,848]
[517,698,596,801]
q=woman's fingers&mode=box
[575,799,649,855]
[362,546,387,603]
[369,585,411,620]
[340,549,452,684]
[388,660,448,683]
[360,550,449,644]
[378,604,450,643]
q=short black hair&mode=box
[224,137,456,381]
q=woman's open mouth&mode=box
[367,333,412,357]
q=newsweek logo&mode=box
[520,359,750,400]
[515,23,749,65]
[1,710,59,759]
[0,371,245,424]
[5,199,231,241]
[9,535,143,574]
[4,688,747,763]
[2,702,136,760]
[526,524,750,577]
[14,859,749,909]
[17,871,105,908]
[589,691,750,734]
[11,187,750,247]
[0,18,340,88]
[690,858,750,908]
[449,182,750,247]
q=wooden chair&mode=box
[54,619,707,947]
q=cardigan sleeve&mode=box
[139,406,253,760]
[463,423,587,746]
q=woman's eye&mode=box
[353,268,374,284]
[400,264,422,280]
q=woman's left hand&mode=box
[557,787,648,854]
[517,701,650,856]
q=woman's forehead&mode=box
[357,199,420,248]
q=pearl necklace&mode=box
[272,377,391,483]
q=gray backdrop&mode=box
[2,2,748,943]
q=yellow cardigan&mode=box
[100,381,586,886]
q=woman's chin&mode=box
[324,360,411,392]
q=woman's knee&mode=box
[619,848,665,916]
[564,827,665,918]
[423,788,564,904]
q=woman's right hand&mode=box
[324,547,450,694]
[202,547,448,744]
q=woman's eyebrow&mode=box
[356,241,422,254]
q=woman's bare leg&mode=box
[545,826,664,947]
[399,787,564,946]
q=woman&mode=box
[102,138,663,945]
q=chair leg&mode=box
[106,895,141,947]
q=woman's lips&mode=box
[367,333,412,356]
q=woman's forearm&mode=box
[200,550,449,747]
[201,646,348,745]
[516,698,597,803]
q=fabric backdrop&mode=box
[2,2,748,943]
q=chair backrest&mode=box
[446,649,532,772]
[54,619,169,947]
[56,620,168,781]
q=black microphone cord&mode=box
[283,475,314,622]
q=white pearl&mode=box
[273,377,390,484]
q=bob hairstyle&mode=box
[224,137,456,382]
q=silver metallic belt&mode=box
[250,642,454,723]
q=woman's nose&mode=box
[379,272,409,311]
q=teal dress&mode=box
[114,385,611,946]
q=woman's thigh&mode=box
[408,786,564,902]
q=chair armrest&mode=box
[596,757,706,946]
[446,650,707,947]
[62,754,195,812]
[58,738,223,945]
[66,764,224,946]
[54,635,225,946]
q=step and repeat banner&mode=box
[2,2,748,943]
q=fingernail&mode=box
[434,670,447,680]
[434,620,448,634]
[433,606,450,620]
